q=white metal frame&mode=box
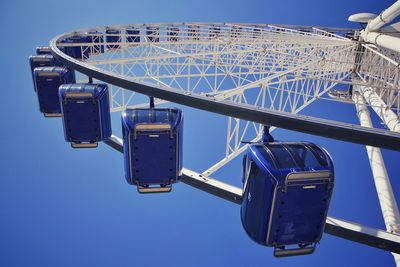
[48,11,400,263]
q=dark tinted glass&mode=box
[254,145,277,169]
[287,144,321,167]
[136,109,151,123]
[267,144,298,169]
[307,144,329,166]
[154,110,170,123]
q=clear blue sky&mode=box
[1,0,399,266]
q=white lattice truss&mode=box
[59,23,400,175]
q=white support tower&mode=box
[349,3,400,264]
[353,90,400,265]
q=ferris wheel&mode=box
[29,1,400,264]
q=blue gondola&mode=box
[36,46,52,55]
[126,27,140,43]
[167,27,179,42]
[59,83,112,148]
[188,25,200,40]
[241,137,334,257]
[146,27,159,42]
[298,28,313,33]
[252,28,262,38]
[209,26,220,38]
[34,67,76,117]
[105,28,121,49]
[230,26,241,38]
[59,34,91,60]
[29,55,63,91]
[345,31,355,40]
[121,108,183,193]
[86,30,105,54]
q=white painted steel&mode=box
[57,23,363,175]
[348,13,377,23]
[359,1,400,53]
[356,83,400,132]
[53,22,400,176]
[353,90,400,266]
[381,22,400,33]
[360,31,400,53]
[366,1,400,32]
[356,44,400,116]
[51,22,400,261]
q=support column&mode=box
[360,32,400,54]
[360,1,400,53]
[353,90,400,266]
[358,85,400,132]
[366,1,400,32]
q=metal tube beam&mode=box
[358,85,400,132]
[366,1,400,32]
[360,31,400,53]
[104,135,400,254]
[324,217,400,255]
[353,90,400,265]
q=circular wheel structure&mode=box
[48,19,400,263]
